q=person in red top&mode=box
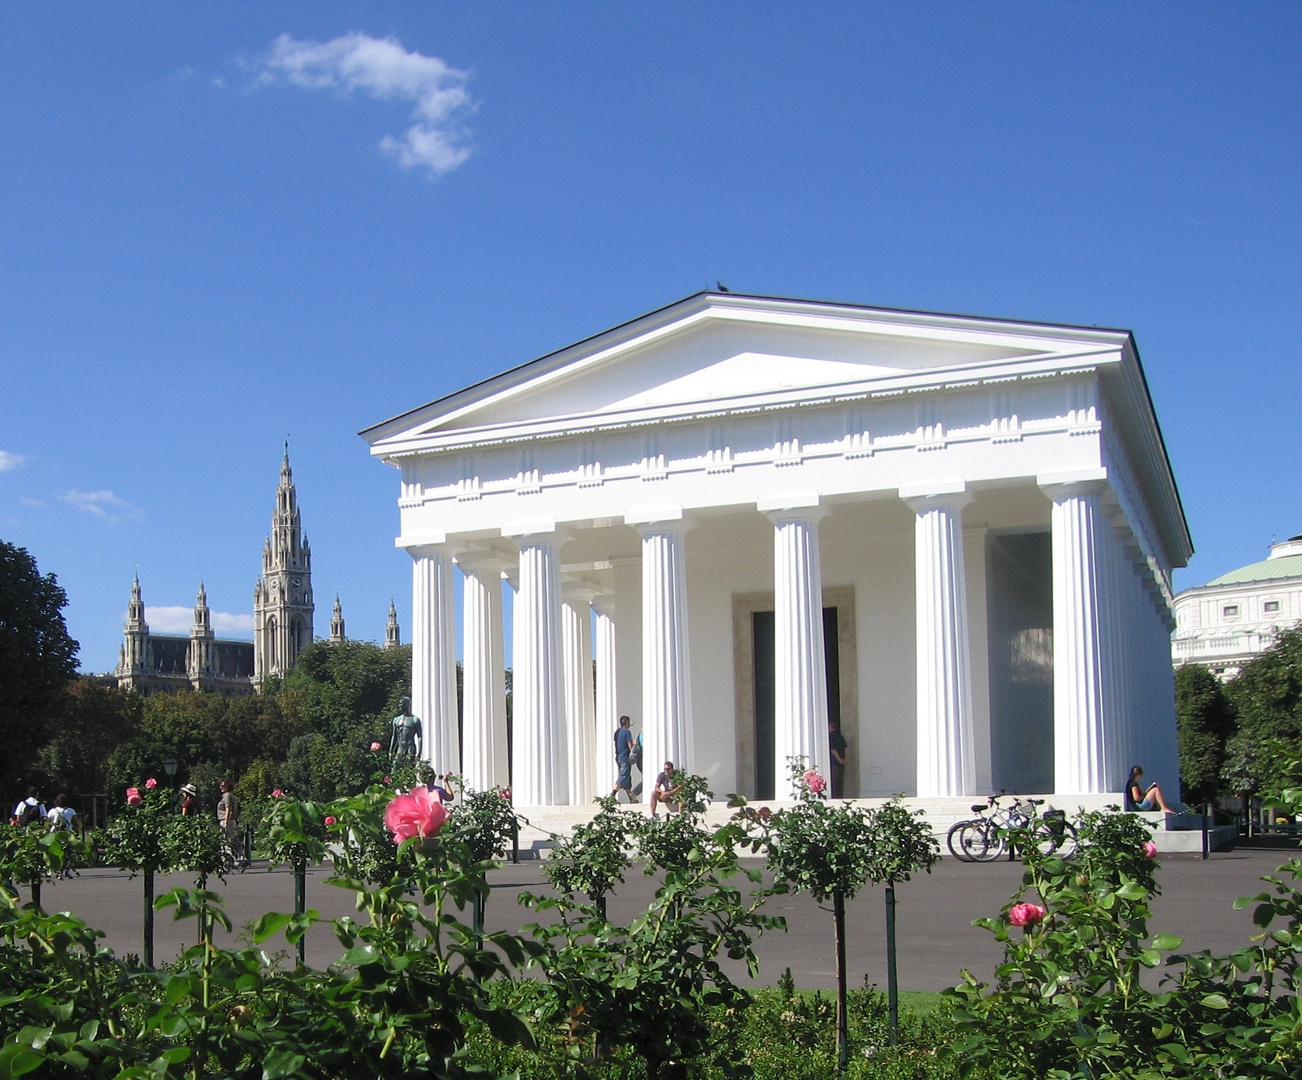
[179,784,198,816]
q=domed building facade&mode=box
[1172,535,1302,678]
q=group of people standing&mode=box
[9,787,79,833]
[610,715,680,814]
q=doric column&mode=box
[456,552,509,792]
[409,543,460,775]
[562,583,598,806]
[904,490,976,797]
[634,517,694,780]
[763,501,831,799]
[510,531,568,805]
[1042,480,1109,793]
[592,594,618,795]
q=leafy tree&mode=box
[1174,663,1236,805]
[1224,626,1302,797]
[0,542,78,792]
[279,639,411,745]
[544,794,636,919]
[36,676,141,798]
[757,760,937,1068]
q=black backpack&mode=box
[16,801,40,827]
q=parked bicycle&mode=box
[946,795,1077,862]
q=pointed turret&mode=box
[254,446,315,686]
[189,581,215,684]
[330,594,346,643]
[116,574,152,684]
[385,600,401,648]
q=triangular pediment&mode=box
[364,294,1128,453]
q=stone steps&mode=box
[505,792,1235,857]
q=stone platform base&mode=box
[505,793,1232,858]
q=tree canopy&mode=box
[1174,663,1235,805]
[0,541,78,792]
[1223,625,1302,796]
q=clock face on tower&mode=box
[291,577,302,587]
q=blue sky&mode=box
[1,3,1299,674]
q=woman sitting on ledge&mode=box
[1126,765,1176,813]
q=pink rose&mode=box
[145,778,157,790]
[1008,903,1047,928]
[272,789,284,798]
[323,815,336,826]
[1143,840,1158,858]
[370,741,382,752]
[125,786,142,807]
[500,788,512,801]
[384,786,448,844]
[383,776,391,784]
[803,769,827,795]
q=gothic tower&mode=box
[116,573,152,690]
[188,582,215,685]
[330,595,346,643]
[253,447,314,685]
[385,600,401,647]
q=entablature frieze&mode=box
[375,355,1114,461]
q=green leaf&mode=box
[1199,993,1230,1010]
[1252,903,1274,928]
[250,912,294,943]
[342,944,380,965]
[1151,933,1183,951]
[0,1045,45,1079]
[262,1047,306,1080]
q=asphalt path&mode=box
[21,848,1294,992]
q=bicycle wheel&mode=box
[947,820,976,861]
[960,820,1005,862]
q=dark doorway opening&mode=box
[752,607,840,800]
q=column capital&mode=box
[1039,479,1108,503]
[399,534,463,559]
[562,579,602,605]
[761,496,828,526]
[506,528,570,550]
[630,516,694,537]
[902,489,972,515]
[591,593,616,617]
[455,548,512,576]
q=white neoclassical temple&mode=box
[362,293,1190,807]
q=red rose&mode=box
[1009,902,1047,927]
[384,786,448,844]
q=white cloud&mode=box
[0,451,29,472]
[56,488,142,523]
[145,606,254,637]
[256,32,475,176]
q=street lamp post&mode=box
[161,757,179,789]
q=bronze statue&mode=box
[390,696,423,758]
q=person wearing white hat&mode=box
[180,784,199,816]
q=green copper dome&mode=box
[1205,554,1302,587]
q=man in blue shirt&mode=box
[612,715,636,802]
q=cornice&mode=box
[372,353,1116,461]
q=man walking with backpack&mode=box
[10,788,45,827]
